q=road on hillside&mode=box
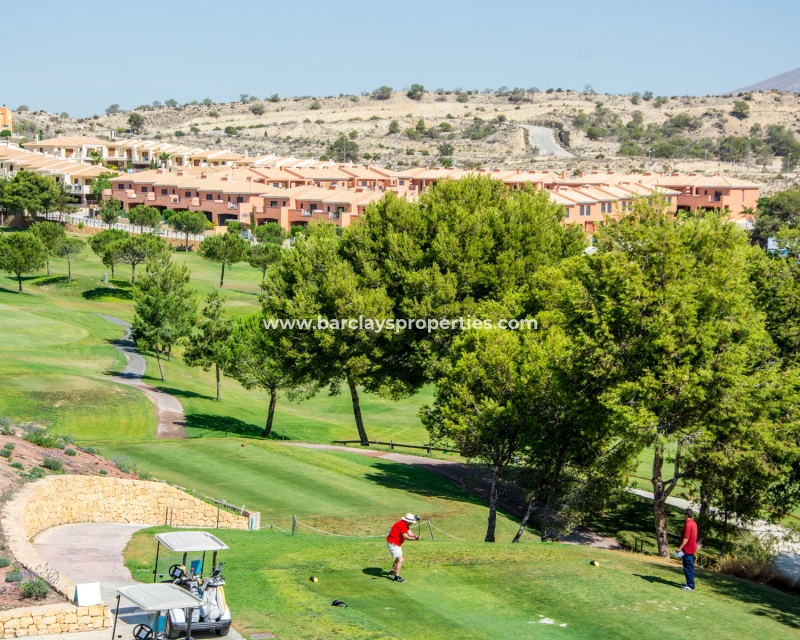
[518,124,574,158]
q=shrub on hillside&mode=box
[22,427,59,449]
[20,576,51,600]
[0,418,15,436]
[0,449,11,459]
[64,448,77,456]
[5,570,21,583]
[0,558,10,568]
[42,454,65,473]
[4,442,15,450]
[113,455,132,474]
[10,462,23,470]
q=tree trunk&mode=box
[131,263,136,290]
[263,385,278,437]
[219,262,225,288]
[17,274,22,293]
[67,257,72,283]
[155,347,165,382]
[167,344,172,361]
[185,232,189,253]
[697,478,712,549]
[46,258,51,277]
[215,364,221,402]
[512,492,536,543]
[544,456,565,515]
[346,376,369,445]
[111,263,115,279]
[651,441,682,558]
[485,463,501,542]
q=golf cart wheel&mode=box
[164,618,181,639]
[215,627,230,636]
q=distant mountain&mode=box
[733,66,800,94]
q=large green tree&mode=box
[91,172,118,200]
[1,172,63,219]
[0,231,47,292]
[55,237,86,283]
[752,190,800,248]
[169,210,208,252]
[30,221,66,276]
[197,227,249,287]
[550,202,772,557]
[106,234,170,290]
[88,228,129,279]
[183,291,234,401]
[131,254,196,381]
[127,205,161,234]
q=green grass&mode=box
[100,438,515,538]
[124,526,800,640]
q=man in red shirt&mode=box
[386,513,420,583]
[677,508,698,591]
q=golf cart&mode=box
[112,584,203,640]
[152,532,232,638]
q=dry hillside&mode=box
[12,89,800,194]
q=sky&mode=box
[4,0,800,117]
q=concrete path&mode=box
[98,315,186,439]
[286,443,619,549]
[628,488,800,578]
[518,124,574,157]
[32,523,242,640]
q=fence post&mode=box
[390,440,394,450]
[428,519,435,542]
[291,515,296,536]
[164,507,168,526]
[216,508,220,529]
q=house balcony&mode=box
[169,196,181,204]
[227,202,238,210]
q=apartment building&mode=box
[0,106,12,134]
[24,135,109,162]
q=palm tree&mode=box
[88,150,104,166]
[159,152,171,168]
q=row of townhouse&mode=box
[0,145,111,202]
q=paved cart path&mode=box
[98,314,186,439]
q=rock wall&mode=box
[0,603,110,638]
[2,475,250,600]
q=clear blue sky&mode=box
[4,0,799,117]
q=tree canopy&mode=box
[0,231,47,292]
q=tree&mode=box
[159,152,171,167]
[197,229,249,287]
[127,205,161,233]
[438,142,454,156]
[0,130,10,138]
[105,104,120,115]
[250,103,265,115]
[551,203,771,557]
[30,221,66,276]
[132,254,196,381]
[254,221,287,246]
[91,172,118,200]
[372,86,393,100]
[88,150,104,166]
[262,223,394,444]
[88,228,128,278]
[407,84,425,100]
[106,234,170,290]
[731,100,750,120]
[165,99,178,108]
[2,172,63,219]
[0,231,47,292]
[387,120,400,135]
[127,112,145,133]
[227,316,313,436]
[752,190,800,247]
[169,210,208,252]
[55,237,86,283]
[247,242,282,280]
[326,134,359,163]
[98,198,123,226]
[183,291,233,401]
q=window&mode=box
[310,203,318,211]
[714,190,722,202]
[141,186,148,192]
[206,194,212,200]
[579,205,584,216]
[283,201,286,207]
[117,184,124,190]
[399,180,405,186]
[270,200,278,207]
[237,196,244,203]
[667,197,672,204]
[273,182,279,187]
[361,181,367,186]
[600,203,606,213]
[564,208,570,218]
[185,191,192,198]
[161,189,167,195]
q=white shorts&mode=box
[387,542,403,559]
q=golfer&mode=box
[677,508,698,591]
[386,513,420,583]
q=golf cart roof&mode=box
[155,531,229,553]
[116,584,203,611]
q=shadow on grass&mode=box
[702,570,800,629]
[83,286,133,301]
[632,573,684,588]
[362,567,389,579]
[153,385,216,402]
[364,460,485,505]
[184,413,263,437]
[35,276,69,286]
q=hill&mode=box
[734,67,800,94]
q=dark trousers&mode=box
[682,554,695,589]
